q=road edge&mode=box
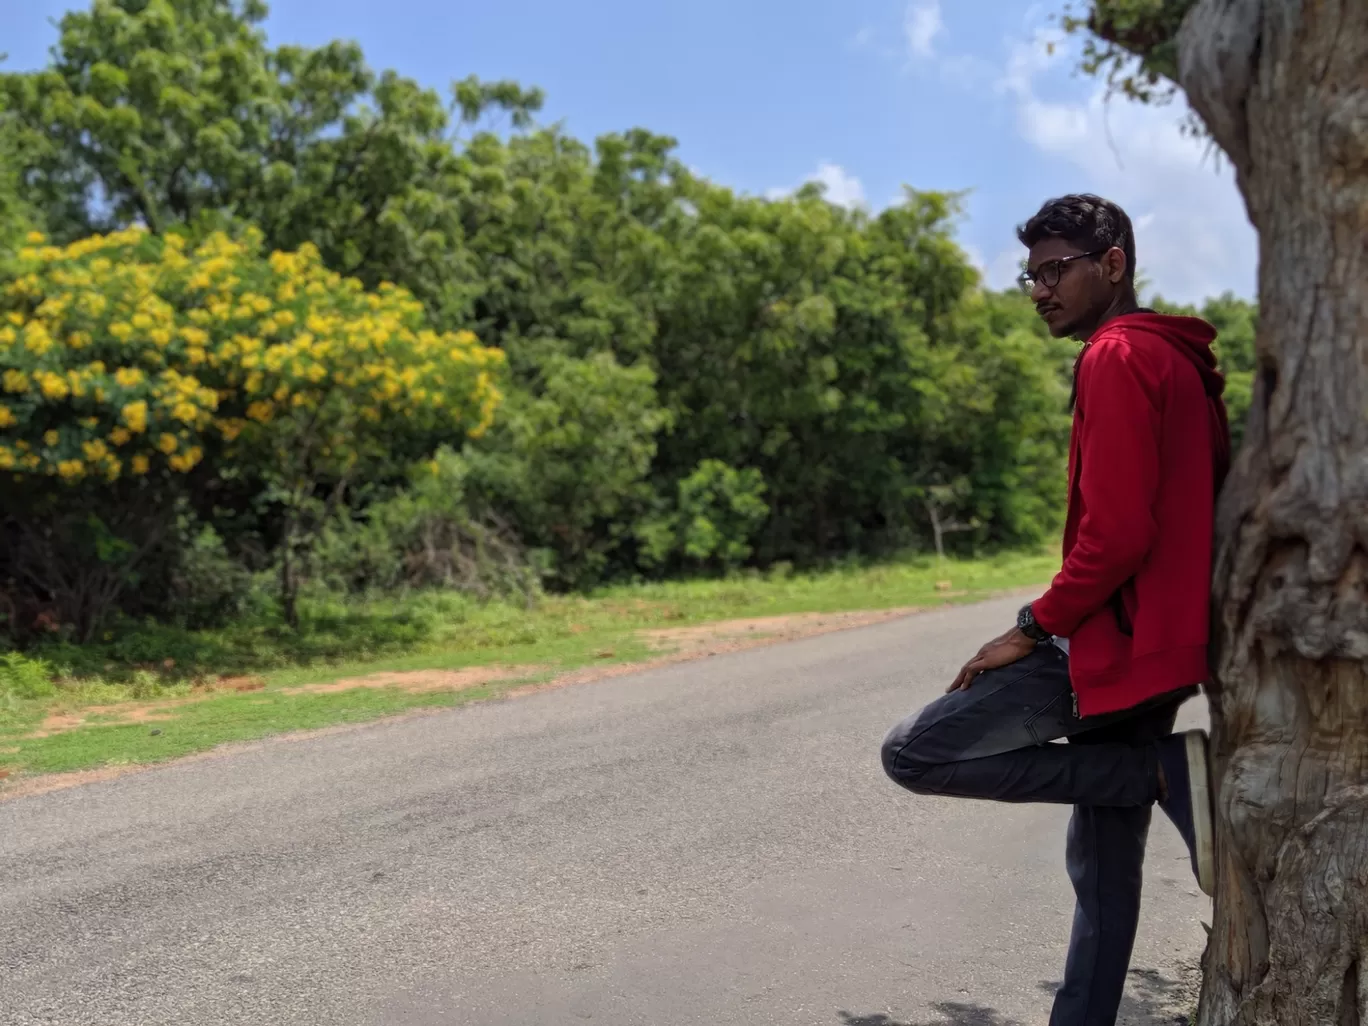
[0,588,1037,803]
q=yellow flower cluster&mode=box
[0,229,504,486]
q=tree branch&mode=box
[1081,0,1263,173]
[1087,0,1196,81]
[1175,0,1264,177]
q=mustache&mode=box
[1036,303,1060,316]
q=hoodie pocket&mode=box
[1069,606,1133,685]
[1109,579,1135,638]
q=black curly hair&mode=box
[1017,193,1137,287]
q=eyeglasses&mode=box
[1017,250,1109,294]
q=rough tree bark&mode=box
[1167,2,1368,1023]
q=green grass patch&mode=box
[0,547,1056,783]
[4,684,526,777]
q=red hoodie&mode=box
[1030,312,1231,717]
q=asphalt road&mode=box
[0,596,1209,1026]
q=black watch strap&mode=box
[1017,604,1051,643]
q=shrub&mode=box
[313,447,543,605]
[165,524,254,630]
[636,460,769,573]
[0,227,505,635]
[460,351,668,590]
[0,650,55,699]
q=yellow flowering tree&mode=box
[0,226,504,635]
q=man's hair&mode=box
[1017,194,1137,287]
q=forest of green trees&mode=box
[0,0,1256,645]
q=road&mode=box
[0,596,1209,1026]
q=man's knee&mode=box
[880,718,938,794]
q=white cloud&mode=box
[961,243,987,276]
[963,244,1028,293]
[995,30,1256,304]
[997,27,1065,99]
[813,163,867,208]
[768,162,867,210]
[984,247,1027,292]
[904,1,944,60]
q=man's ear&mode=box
[1103,246,1128,285]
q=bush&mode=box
[0,227,505,635]
[313,448,543,605]
[165,524,254,629]
[0,650,55,699]
[460,351,668,589]
[677,461,768,570]
[636,460,769,573]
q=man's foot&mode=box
[1157,730,1215,896]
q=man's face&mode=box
[1023,239,1124,339]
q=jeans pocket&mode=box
[1024,689,1073,746]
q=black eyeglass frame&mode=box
[1017,249,1111,294]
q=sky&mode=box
[4,0,1257,305]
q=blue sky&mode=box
[6,0,1256,304]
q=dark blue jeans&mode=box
[879,643,1195,1026]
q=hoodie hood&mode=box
[1116,311,1226,399]
[1101,311,1232,492]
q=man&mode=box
[880,194,1231,1026]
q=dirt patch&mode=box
[26,675,269,738]
[209,677,267,693]
[22,665,542,739]
[642,607,931,657]
[504,605,933,699]
[281,666,542,695]
[30,704,189,739]
[0,763,146,801]
[31,713,86,736]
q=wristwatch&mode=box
[1017,603,1051,643]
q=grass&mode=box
[0,547,1057,783]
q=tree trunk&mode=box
[1175,2,1368,1023]
[925,499,947,564]
[280,510,299,631]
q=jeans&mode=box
[879,643,1195,1026]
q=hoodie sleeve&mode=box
[1031,331,1162,639]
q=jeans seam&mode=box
[1080,808,1101,1026]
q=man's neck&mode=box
[1075,293,1141,342]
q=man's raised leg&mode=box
[880,644,1162,807]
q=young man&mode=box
[880,194,1231,1026]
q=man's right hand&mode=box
[948,626,1038,693]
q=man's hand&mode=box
[948,626,1039,693]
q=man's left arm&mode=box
[1030,335,1163,639]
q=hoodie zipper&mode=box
[1052,641,1081,719]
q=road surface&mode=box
[0,596,1209,1025]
